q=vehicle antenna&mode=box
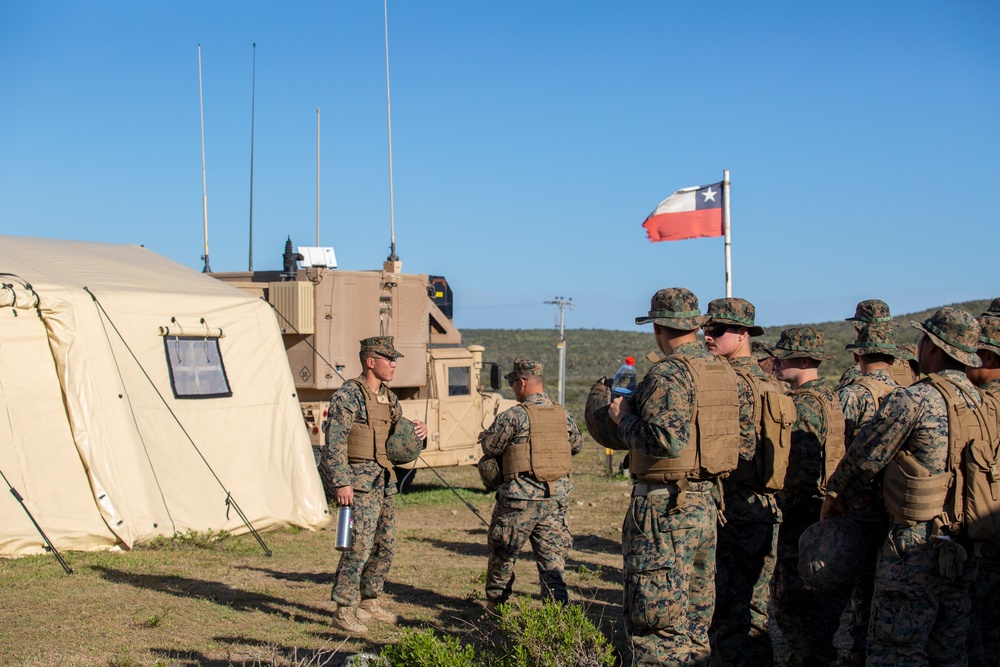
[197,44,212,273]
[248,42,256,272]
[383,0,398,262]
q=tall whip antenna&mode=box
[316,108,321,246]
[198,44,212,273]
[248,43,257,272]
[383,0,398,262]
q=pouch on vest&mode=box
[759,389,796,492]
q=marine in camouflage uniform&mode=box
[770,327,850,667]
[478,358,583,608]
[966,313,1000,666]
[836,300,894,392]
[608,288,740,667]
[822,308,985,666]
[836,324,900,667]
[753,341,791,394]
[703,298,782,667]
[319,336,427,633]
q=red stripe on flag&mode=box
[642,209,723,242]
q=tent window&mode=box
[164,336,232,399]
[448,366,471,397]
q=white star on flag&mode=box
[701,187,717,203]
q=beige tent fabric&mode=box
[0,236,329,556]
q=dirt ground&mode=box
[0,439,848,666]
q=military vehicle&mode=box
[213,240,515,483]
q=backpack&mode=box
[732,366,796,492]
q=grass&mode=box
[0,440,628,666]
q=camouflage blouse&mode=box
[480,392,584,501]
[319,377,402,497]
[781,378,836,512]
[837,369,898,442]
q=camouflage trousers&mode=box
[710,519,778,667]
[330,487,395,607]
[867,523,976,667]
[772,507,850,666]
[844,516,889,662]
[486,494,571,604]
[968,537,1000,667]
[623,482,717,667]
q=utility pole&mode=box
[544,296,573,405]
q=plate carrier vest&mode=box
[630,354,741,483]
[345,378,400,484]
[729,365,796,492]
[502,402,572,488]
[795,386,847,494]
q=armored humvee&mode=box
[212,241,515,480]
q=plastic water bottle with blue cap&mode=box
[611,357,637,397]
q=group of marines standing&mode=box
[314,290,1000,667]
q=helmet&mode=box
[385,418,423,465]
[477,455,502,492]
[584,377,628,450]
[798,517,864,594]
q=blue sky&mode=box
[2,2,998,330]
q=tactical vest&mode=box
[882,374,1000,540]
[345,379,398,483]
[630,355,740,483]
[502,402,572,483]
[729,365,795,492]
[795,387,846,494]
[848,375,896,439]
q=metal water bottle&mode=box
[335,504,354,551]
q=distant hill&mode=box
[464,299,993,430]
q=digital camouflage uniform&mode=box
[703,299,781,667]
[826,308,985,666]
[836,324,900,666]
[319,338,404,610]
[480,359,584,606]
[770,327,850,667]
[617,288,735,667]
[968,314,1000,666]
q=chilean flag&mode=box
[642,182,724,242]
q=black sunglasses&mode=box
[703,324,738,338]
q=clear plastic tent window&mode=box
[164,336,233,399]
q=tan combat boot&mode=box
[330,606,368,634]
[355,597,401,624]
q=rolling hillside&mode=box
[464,299,993,428]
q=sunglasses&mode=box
[703,324,738,338]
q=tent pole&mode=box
[0,467,73,574]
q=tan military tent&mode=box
[0,236,330,557]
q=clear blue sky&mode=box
[2,2,998,330]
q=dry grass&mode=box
[0,438,629,666]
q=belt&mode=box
[632,481,680,497]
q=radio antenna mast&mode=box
[383,0,398,263]
[198,44,212,273]
[248,42,256,272]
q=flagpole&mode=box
[722,169,732,297]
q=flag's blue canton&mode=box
[695,182,723,211]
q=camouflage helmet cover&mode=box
[477,455,502,492]
[635,287,707,331]
[584,377,628,450]
[910,307,982,368]
[798,516,865,595]
[385,417,424,464]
